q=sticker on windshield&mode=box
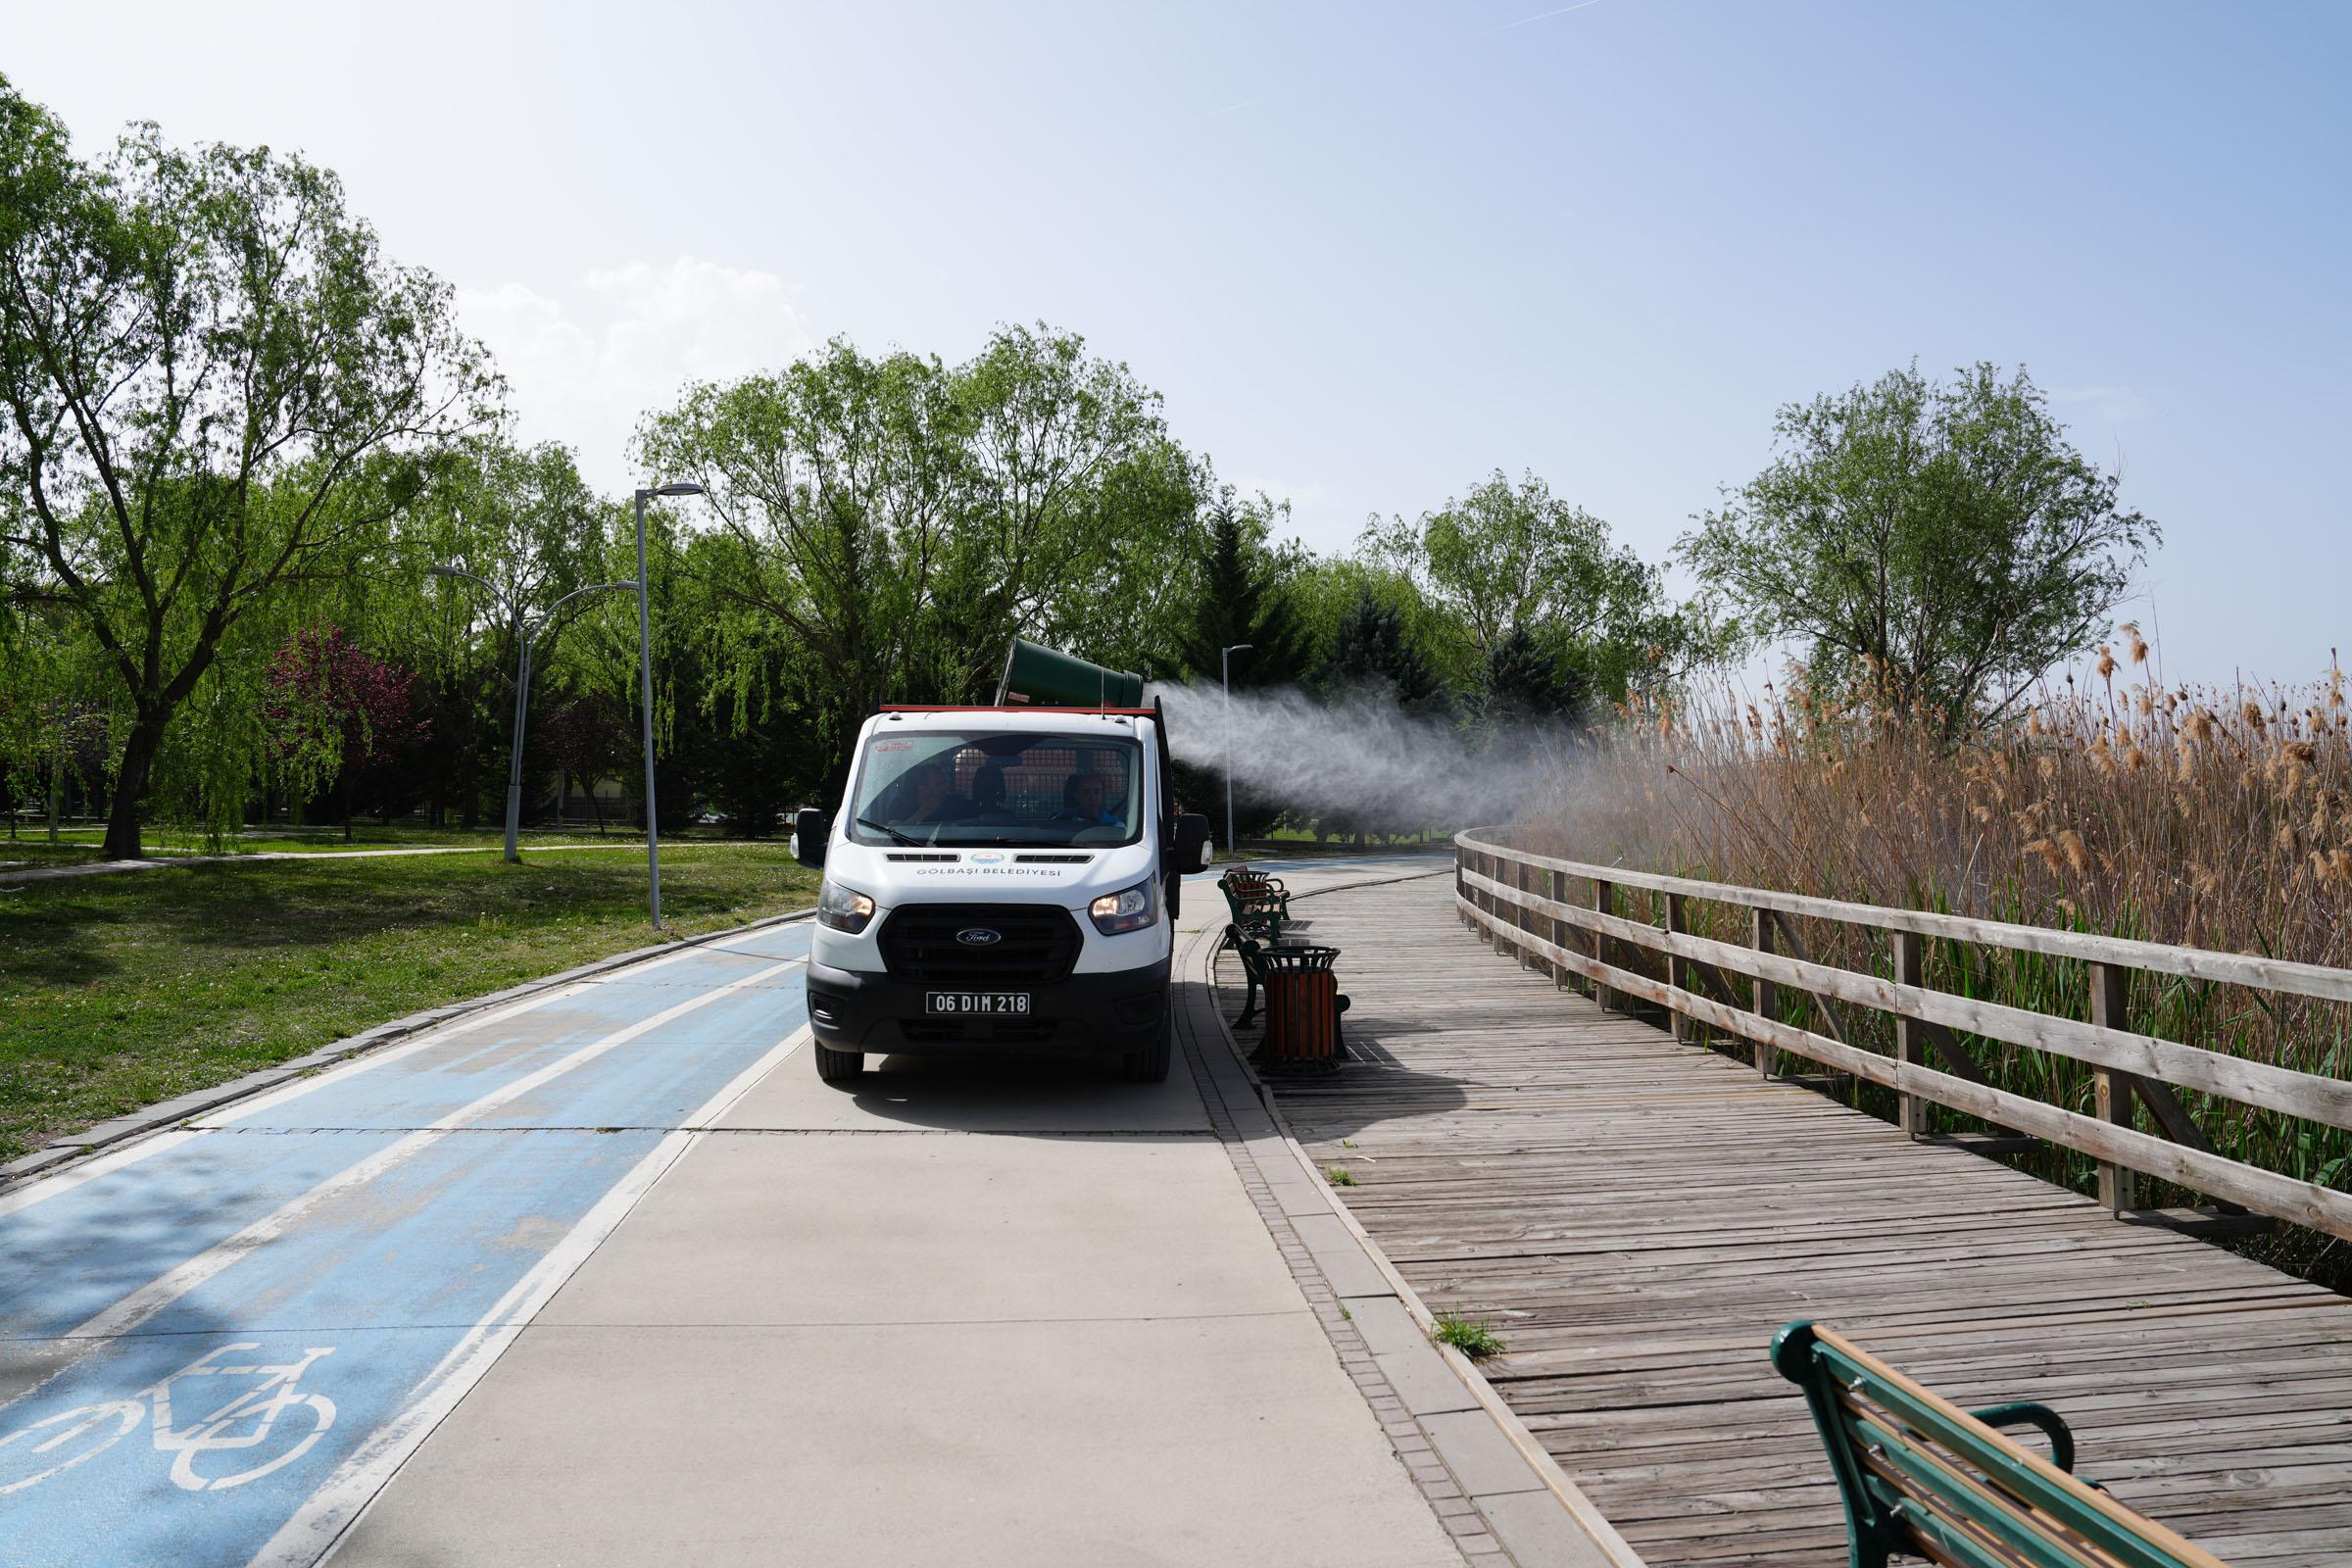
[872,740,912,752]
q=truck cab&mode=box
[794,699,1211,1086]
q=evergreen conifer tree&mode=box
[1318,589,1449,716]
[1481,626,1589,727]
[1175,500,1307,844]
[1180,503,1305,686]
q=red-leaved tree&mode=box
[539,693,628,833]
[266,627,431,838]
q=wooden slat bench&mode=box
[1772,1320,2230,1568]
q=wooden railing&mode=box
[1452,827,2352,1245]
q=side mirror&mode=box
[1172,813,1212,873]
[792,808,830,869]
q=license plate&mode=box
[926,991,1033,1016]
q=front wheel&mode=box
[1122,1016,1172,1084]
[813,1043,864,1085]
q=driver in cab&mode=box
[1058,771,1122,830]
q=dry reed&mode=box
[1528,634,2352,1289]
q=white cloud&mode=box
[1232,474,1338,510]
[458,257,813,491]
[2049,384,2146,425]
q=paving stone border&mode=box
[1175,878,1642,1568]
[0,905,817,1188]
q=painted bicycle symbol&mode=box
[0,1341,337,1494]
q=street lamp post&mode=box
[633,482,704,929]
[1221,643,1252,860]
[428,567,638,864]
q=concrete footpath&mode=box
[0,856,1610,1566]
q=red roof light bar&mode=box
[879,704,1157,716]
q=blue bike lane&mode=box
[0,855,1441,1567]
[0,919,812,1568]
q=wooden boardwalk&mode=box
[1223,871,2352,1568]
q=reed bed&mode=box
[1527,632,2352,1290]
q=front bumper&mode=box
[806,956,1171,1055]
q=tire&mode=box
[0,1401,143,1495]
[813,1044,864,1085]
[1122,1016,1172,1084]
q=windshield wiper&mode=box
[856,816,921,847]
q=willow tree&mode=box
[638,339,963,756]
[0,596,113,839]
[0,79,492,856]
[389,436,612,825]
[927,323,1202,698]
[640,325,1203,755]
[1362,469,1695,702]
[1681,363,2159,734]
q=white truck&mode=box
[792,643,1213,1087]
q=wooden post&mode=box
[1475,850,1494,945]
[1549,867,1570,991]
[1493,853,1511,956]
[1751,906,1776,1076]
[1493,851,1515,957]
[1524,859,1543,968]
[1892,930,1926,1137]
[1489,851,1505,955]
[1494,852,1515,957]
[2090,960,2138,1213]
[1592,877,1617,1012]
[1454,845,1468,929]
[1666,893,1692,1042]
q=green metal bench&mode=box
[1223,921,1285,1027]
[1772,1321,2230,1568]
[1219,868,1293,937]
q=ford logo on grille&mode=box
[956,927,1004,947]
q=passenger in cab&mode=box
[901,759,977,824]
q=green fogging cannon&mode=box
[987,636,1200,887]
[995,637,1146,709]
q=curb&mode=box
[0,905,817,1190]
[1193,868,1645,1568]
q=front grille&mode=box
[1015,854,1091,864]
[878,904,1082,989]
[886,853,958,862]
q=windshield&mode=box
[845,729,1146,848]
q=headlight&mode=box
[1088,879,1156,936]
[817,880,876,934]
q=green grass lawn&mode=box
[0,843,821,1163]
[0,820,685,868]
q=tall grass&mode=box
[1527,630,2352,1289]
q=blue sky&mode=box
[10,1,2347,683]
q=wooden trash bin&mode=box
[1254,945,1348,1072]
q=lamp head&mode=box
[427,565,463,578]
[645,481,704,498]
